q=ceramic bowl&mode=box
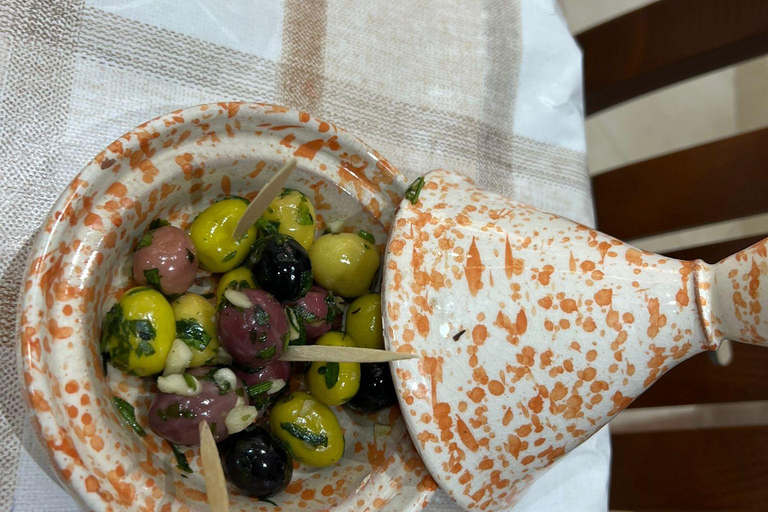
[18,103,437,512]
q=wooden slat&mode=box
[663,234,768,264]
[629,343,768,409]
[578,0,768,115]
[592,128,768,241]
[610,426,768,511]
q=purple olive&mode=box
[234,361,292,412]
[218,289,289,368]
[133,226,198,296]
[148,367,246,446]
[285,285,342,342]
[233,361,292,387]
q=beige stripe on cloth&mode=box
[0,0,591,509]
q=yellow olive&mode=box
[189,197,258,273]
[345,294,384,350]
[261,189,316,251]
[308,233,380,298]
[170,293,220,367]
[270,391,344,467]
[305,332,360,406]
[215,267,257,308]
[101,286,175,376]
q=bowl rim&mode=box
[17,102,436,512]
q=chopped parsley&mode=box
[254,306,271,326]
[143,268,161,289]
[175,319,211,352]
[257,346,276,360]
[323,362,339,389]
[295,202,314,226]
[134,232,154,251]
[222,250,238,263]
[101,304,157,367]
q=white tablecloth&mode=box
[0,0,609,510]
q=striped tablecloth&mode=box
[0,1,609,510]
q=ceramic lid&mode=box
[384,169,615,511]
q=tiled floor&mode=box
[561,0,768,254]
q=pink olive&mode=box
[233,361,292,387]
[133,226,198,296]
[286,285,343,341]
[148,367,247,446]
[218,289,289,368]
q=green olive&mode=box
[170,293,220,367]
[345,294,384,350]
[189,197,258,272]
[270,391,344,467]
[305,332,360,406]
[216,267,257,308]
[101,287,175,376]
[308,233,380,298]
[261,189,316,251]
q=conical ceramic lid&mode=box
[382,169,715,511]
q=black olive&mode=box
[347,363,397,413]
[218,425,293,498]
[247,234,313,302]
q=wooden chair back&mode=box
[578,1,768,509]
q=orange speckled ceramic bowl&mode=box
[18,103,436,512]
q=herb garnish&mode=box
[113,397,146,437]
[404,176,425,204]
[296,202,314,226]
[176,319,211,352]
[357,230,375,244]
[280,422,328,447]
[256,217,280,235]
[135,232,153,251]
[169,442,193,473]
[143,268,161,289]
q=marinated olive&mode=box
[285,285,342,341]
[270,391,344,467]
[347,363,397,413]
[171,293,220,368]
[305,332,360,406]
[234,361,291,410]
[309,232,380,298]
[219,426,293,498]
[216,266,257,308]
[260,188,316,251]
[247,234,312,302]
[148,366,247,445]
[218,289,289,367]
[189,197,258,272]
[101,287,175,377]
[345,293,383,350]
[133,226,198,296]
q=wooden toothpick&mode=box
[199,420,230,512]
[280,345,418,363]
[233,158,297,239]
